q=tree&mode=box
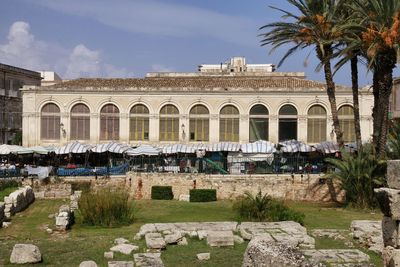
[345,0,400,158]
[259,0,346,146]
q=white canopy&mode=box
[207,142,242,152]
[55,141,93,155]
[92,142,131,154]
[313,141,339,154]
[0,144,33,155]
[279,140,316,153]
[29,146,56,155]
[241,140,276,154]
[160,144,194,154]
[126,145,161,156]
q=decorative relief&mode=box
[180,114,188,120]
[298,115,307,121]
[150,114,159,119]
[240,114,249,120]
[211,114,219,120]
[269,115,278,120]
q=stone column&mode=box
[149,114,159,142]
[210,114,219,143]
[269,115,278,143]
[119,113,129,143]
[240,114,249,143]
[375,160,400,266]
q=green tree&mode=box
[259,0,347,146]
[344,0,400,158]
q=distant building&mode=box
[391,78,400,121]
[40,71,62,86]
[21,57,373,147]
[0,63,42,144]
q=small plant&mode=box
[233,190,305,224]
[151,186,174,200]
[189,189,217,202]
[78,188,134,227]
[324,144,386,209]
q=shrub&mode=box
[0,179,21,191]
[151,186,174,200]
[233,190,305,224]
[189,189,217,202]
[78,188,134,227]
[324,144,386,209]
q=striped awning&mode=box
[92,142,131,154]
[207,142,242,152]
[126,145,161,156]
[55,141,93,155]
[159,144,194,154]
[279,140,316,153]
[313,141,339,154]
[241,140,276,154]
[29,146,56,155]
[0,144,33,155]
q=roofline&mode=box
[0,62,42,79]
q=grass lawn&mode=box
[0,199,383,267]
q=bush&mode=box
[78,188,134,227]
[0,179,21,191]
[324,144,386,209]
[69,181,91,192]
[233,190,305,225]
[189,189,217,202]
[151,186,174,200]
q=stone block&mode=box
[104,251,114,259]
[10,244,42,264]
[133,253,164,267]
[108,261,134,267]
[79,260,98,267]
[197,253,210,261]
[177,237,188,245]
[145,233,166,249]
[382,216,399,248]
[375,188,400,219]
[206,230,234,247]
[234,235,244,244]
[110,244,138,255]
[387,160,400,189]
[383,246,400,267]
[114,238,129,245]
[164,232,183,244]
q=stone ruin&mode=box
[55,204,74,231]
[375,160,400,266]
[0,186,35,227]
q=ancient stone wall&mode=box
[127,172,344,202]
[30,183,72,199]
[3,186,35,219]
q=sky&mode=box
[0,0,398,85]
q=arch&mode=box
[100,104,120,140]
[338,105,355,143]
[307,105,327,143]
[70,103,90,140]
[41,103,61,140]
[67,99,93,113]
[278,104,298,141]
[129,104,150,141]
[249,104,269,142]
[219,104,239,142]
[159,104,179,141]
[189,104,209,141]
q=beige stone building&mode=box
[0,63,42,144]
[21,57,374,147]
[391,78,400,121]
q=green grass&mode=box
[0,187,19,200]
[0,199,383,267]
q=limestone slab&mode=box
[110,244,138,255]
[197,253,210,261]
[387,160,400,189]
[375,188,400,220]
[145,233,166,249]
[10,244,42,264]
[206,230,234,247]
[108,261,134,267]
[134,253,164,267]
[79,260,98,267]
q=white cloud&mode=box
[25,0,258,47]
[0,21,134,79]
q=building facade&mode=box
[391,78,400,121]
[0,63,42,144]
[21,71,374,147]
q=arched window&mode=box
[189,105,209,141]
[130,104,149,141]
[307,105,327,143]
[70,104,90,140]
[41,103,60,140]
[100,104,119,140]
[249,104,269,142]
[279,105,298,141]
[159,104,179,141]
[220,105,239,142]
[338,105,355,143]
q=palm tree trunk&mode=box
[350,55,362,149]
[320,46,344,147]
[372,52,396,159]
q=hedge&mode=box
[151,186,174,200]
[189,189,217,202]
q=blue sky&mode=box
[0,0,397,85]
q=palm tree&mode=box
[345,0,400,158]
[259,0,346,146]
